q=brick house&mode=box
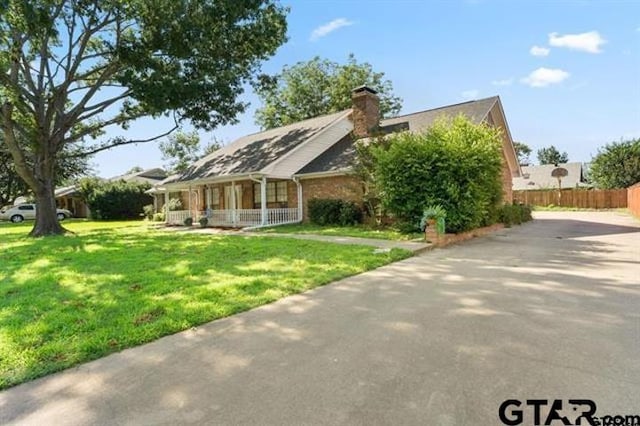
[157,87,521,227]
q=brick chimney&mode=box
[351,85,380,138]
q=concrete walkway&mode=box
[2,211,639,425]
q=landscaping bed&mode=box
[254,223,423,241]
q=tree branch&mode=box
[68,125,179,158]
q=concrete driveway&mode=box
[1,211,639,425]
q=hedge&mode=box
[79,178,153,220]
[308,198,363,226]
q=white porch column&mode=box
[164,189,169,223]
[295,178,303,221]
[261,176,267,226]
[231,181,237,225]
[188,185,192,218]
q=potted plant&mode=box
[183,217,193,226]
[199,217,208,228]
[420,205,446,242]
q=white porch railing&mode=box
[166,208,299,227]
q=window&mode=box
[19,205,34,210]
[253,181,288,206]
[266,182,276,203]
[276,181,287,202]
[208,187,220,208]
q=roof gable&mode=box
[164,110,348,185]
[297,96,518,176]
[381,96,498,131]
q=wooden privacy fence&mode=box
[513,188,628,209]
[628,183,640,218]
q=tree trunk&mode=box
[29,179,67,237]
[27,144,67,237]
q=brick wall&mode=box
[627,183,640,218]
[501,153,514,204]
[300,175,363,220]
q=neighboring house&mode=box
[56,168,167,218]
[157,87,521,227]
[512,162,589,191]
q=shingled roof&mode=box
[163,110,350,185]
[297,96,500,175]
[512,162,588,190]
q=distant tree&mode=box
[159,132,223,174]
[255,54,402,129]
[126,166,144,174]
[537,146,569,165]
[513,141,532,166]
[0,0,287,236]
[202,137,223,157]
[588,138,640,189]
[159,131,201,174]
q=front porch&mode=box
[166,207,300,227]
[160,176,303,229]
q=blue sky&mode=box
[94,0,640,177]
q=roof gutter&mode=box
[293,168,352,180]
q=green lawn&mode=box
[255,223,424,241]
[0,220,410,390]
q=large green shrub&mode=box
[370,115,504,233]
[499,204,533,227]
[308,198,363,226]
[588,138,640,189]
[79,178,153,220]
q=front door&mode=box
[224,185,243,210]
[224,185,243,225]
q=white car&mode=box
[0,204,72,223]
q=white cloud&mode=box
[548,31,606,53]
[521,67,570,87]
[492,78,513,86]
[530,45,550,56]
[310,18,353,41]
[461,89,480,100]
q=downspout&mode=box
[164,189,169,224]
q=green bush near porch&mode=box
[308,198,363,226]
[362,115,504,233]
[0,221,410,390]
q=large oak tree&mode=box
[255,54,402,129]
[0,0,287,236]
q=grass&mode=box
[0,220,411,390]
[255,223,424,241]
